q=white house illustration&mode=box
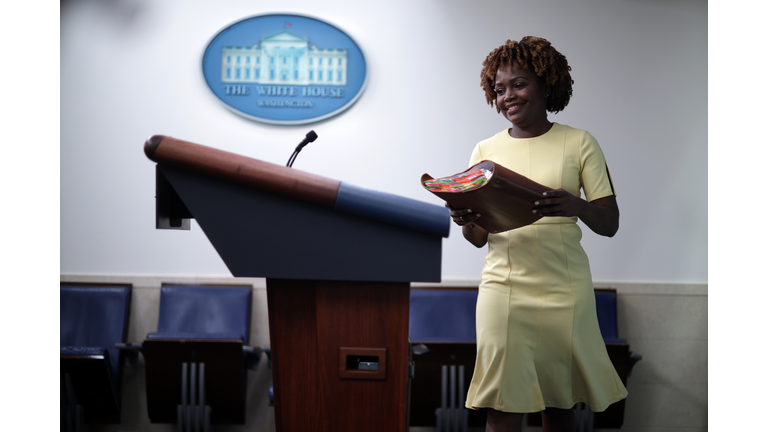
[221,30,347,86]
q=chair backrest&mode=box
[594,288,625,343]
[409,288,624,344]
[60,284,132,388]
[409,289,477,343]
[156,285,252,342]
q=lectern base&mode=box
[267,279,411,432]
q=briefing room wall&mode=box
[60,0,707,283]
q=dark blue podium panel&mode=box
[160,165,442,282]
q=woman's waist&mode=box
[531,216,578,225]
[487,219,585,249]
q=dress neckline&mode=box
[506,122,560,141]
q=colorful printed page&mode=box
[423,166,493,192]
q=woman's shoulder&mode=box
[553,122,588,135]
[476,128,512,146]
[553,123,599,145]
[469,129,511,165]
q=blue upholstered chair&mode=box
[595,288,643,376]
[409,289,477,344]
[141,285,260,432]
[149,285,252,342]
[409,289,478,431]
[590,289,642,429]
[595,289,626,344]
[60,284,132,431]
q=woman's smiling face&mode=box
[494,63,548,130]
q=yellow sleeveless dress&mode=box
[464,123,628,413]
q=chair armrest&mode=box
[263,346,271,368]
[243,345,271,370]
[628,351,643,377]
[412,343,429,355]
[115,342,143,367]
[61,346,108,357]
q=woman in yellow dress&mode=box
[450,37,628,432]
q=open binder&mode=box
[421,160,551,233]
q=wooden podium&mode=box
[145,136,450,432]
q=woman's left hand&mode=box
[532,188,584,217]
[533,189,620,237]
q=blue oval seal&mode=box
[202,14,368,125]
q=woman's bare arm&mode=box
[447,205,489,247]
[533,190,619,237]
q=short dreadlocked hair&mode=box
[481,37,573,114]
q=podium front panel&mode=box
[267,279,411,432]
[159,164,442,282]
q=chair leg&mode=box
[63,373,87,432]
[178,362,212,432]
[190,363,197,432]
[458,365,467,432]
[61,374,69,432]
[436,365,447,432]
[435,365,468,432]
[204,405,212,432]
[573,403,595,432]
[178,362,188,432]
[198,363,205,432]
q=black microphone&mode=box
[286,130,318,168]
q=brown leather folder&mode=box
[421,160,551,233]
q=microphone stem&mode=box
[286,130,317,168]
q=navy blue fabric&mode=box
[146,332,242,341]
[595,291,622,343]
[157,286,251,342]
[409,289,625,344]
[60,346,108,357]
[334,182,451,238]
[60,285,131,397]
[409,290,477,342]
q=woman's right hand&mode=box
[446,203,488,247]
[447,203,481,226]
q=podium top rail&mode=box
[145,135,450,238]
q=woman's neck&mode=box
[508,120,553,138]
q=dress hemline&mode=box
[465,390,628,414]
